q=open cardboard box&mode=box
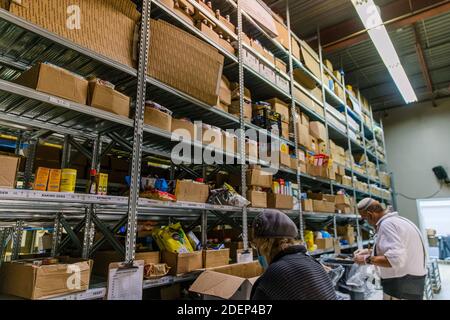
[190,261,263,300]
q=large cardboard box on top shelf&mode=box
[203,249,230,269]
[0,154,20,189]
[300,40,321,79]
[175,180,209,203]
[144,105,172,132]
[190,261,263,300]
[162,251,203,276]
[15,63,88,105]
[0,257,92,300]
[92,251,160,277]
[87,79,130,117]
[7,0,140,67]
[148,19,224,106]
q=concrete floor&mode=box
[433,262,450,300]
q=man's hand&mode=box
[354,254,369,265]
[354,248,372,256]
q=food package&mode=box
[144,263,170,279]
[153,222,194,253]
[140,189,176,202]
[187,231,202,251]
[304,230,315,252]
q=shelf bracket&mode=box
[11,220,24,260]
[90,215,128,257]
[91,213,125,259]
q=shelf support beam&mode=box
[11,220,24,260]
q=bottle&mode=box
[87,169,97,194]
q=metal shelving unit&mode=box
[0,0,392,300]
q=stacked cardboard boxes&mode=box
[266,98,290,140]
[246,167,272,208]
[229,83,252,122]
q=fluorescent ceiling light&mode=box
[351,0,417,104]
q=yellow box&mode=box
[60,169,77,193]
[34,167,50,191]
[47,169,62,192]
[96,173,108,195]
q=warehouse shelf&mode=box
[310,240,373,256]
[293,81,324,107]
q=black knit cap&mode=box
[253,209,298,239]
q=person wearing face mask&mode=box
[250,209,337,300]
[354,198,427,300]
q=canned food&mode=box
[60,169,77,193]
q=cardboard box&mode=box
[242,47,260,71]
[296,123,310,148]
[291,37,301,60]
[223,131,237,155]
[309,121,327,141]
[324,59,333,71]
[266,98,290,123]
[268,193,294,210]
[274,18,289,50]
[293,68,317,90]
[293,87,315,110]
[87,79,130,117]
[281,122,289,140]
[302,199,313,212]
[218,76,232,106]
[92,251,159,278]
[0,154,20,188]
[274,57,287,74]
[47,169,62,192]
[247,190,267,208]
[144,106,172,132]
[290,157,299,171]
[189,261,263,300]
[202,125,223,149]
[246,169,272,188]
[0,257,92,300]
[148,19,224,106]
[203,249,230,269]
[259,62,276,83]
[171,118,197,141]
[280,151,291,168]
[312,200,335,213]
[315,238,334,250]
[335,194,351,207]
[95,173,108,195]
[246,140,258,161]
[175,180,209,203]
[229,100,252,122]
[34,167,50,191]
[15,63,88,105]
[162,251,203,276]
[300,40,321,79]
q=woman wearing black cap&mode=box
[250,209,337,300]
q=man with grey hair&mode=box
[354,198,427,300]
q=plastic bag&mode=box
[208,183,250,207]
[327,264,345,287]
[346,264,377,297]
[154,222,194,253]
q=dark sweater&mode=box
[250,245,337,300]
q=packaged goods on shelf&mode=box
[293,86,314,111]
[334,84,345,101]
[203,249,230,269]
[246,168,272,188]
[33,167,50,191]
[251,101,281,133]
[162,250,203,276]
[259,61,276,83]
[0,153,20,189]
[153,222,194,254]
[242,46,260,71]
[301,199,313,212]
[309,121,327,142]
[281,122,289,139]
[175,179,209,203]
[246,190,267,208]
[202,124,223,149]
[327,104,346,123]
[265,98,290,124]
[5,0,140,67]
[214,9,236,34]
[273,15,289,50]
[318,140,328,154]
[342,175,352,187]
[95,173,108,195]
[279,142,291,167]
[60,169,77,193]
[144,101,172,132]
[304,230,316,251]
[15,62,88,105]
[87,78,130,117]
[93,251,160,277]
[289,157,299,171]
[348,116,360,133]
[208,183,250,207]
[196,19,221,43]
[324,59,333,71]
[337,225,355,245]
[47,169,62,192]
[145,263,171,280]
[148,19,224,106]
[171,118,199,141]
[333,70,343,84]
[380,172,391,188]
[315,237,334,250]
[190,261,263,300]
[295,121,311,149]
[230,99,252,121]
[160,0,195,25]
[274,57,288,74]
[291,36,301,60]
[0,257,92,300]
[218,75,232,106]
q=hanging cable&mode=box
[395,182,443,200]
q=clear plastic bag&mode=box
[346,264,377,297]
[328,264,345,287]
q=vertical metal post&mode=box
[125,0,152,264]
[341,74,362,248]
[11,220,24,260]
[23,139,38,189]
[201,165,208,248]
[333,215,338,240]
[317,26,334,195]
[51,213,62,256]
[15,132,22,155]
[237,0,248,251]
[61,134,71,169]
[82,135,101,259]
[286,0,304,241]
[0,228,9,266]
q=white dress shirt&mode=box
[374,212,427,279]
